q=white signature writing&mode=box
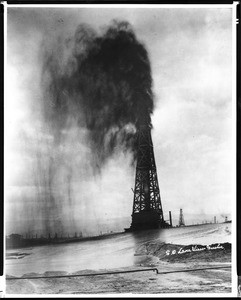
[166,244,225,256]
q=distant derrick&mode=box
[179,208,185,226]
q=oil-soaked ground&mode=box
[5,223,233,295]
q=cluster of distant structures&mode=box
[6,209,231,250]
[168,209,231,228]
[6,232,82,250]
[5,230,118,250]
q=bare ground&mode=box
[5,264,232,295]
[6,243,232,295]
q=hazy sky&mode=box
[5,6,234,235]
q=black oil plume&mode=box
[41,20,154,170]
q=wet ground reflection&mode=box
[5,223,231,277]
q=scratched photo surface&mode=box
[5,6,234,295]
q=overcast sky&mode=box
[5,6,234,235]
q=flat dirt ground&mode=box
[6,243,232,295]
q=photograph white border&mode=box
[2,2,238,298]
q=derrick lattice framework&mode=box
[179,209,185,226]
[129,123,168,230]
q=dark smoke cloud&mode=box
[41,20,154,169]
